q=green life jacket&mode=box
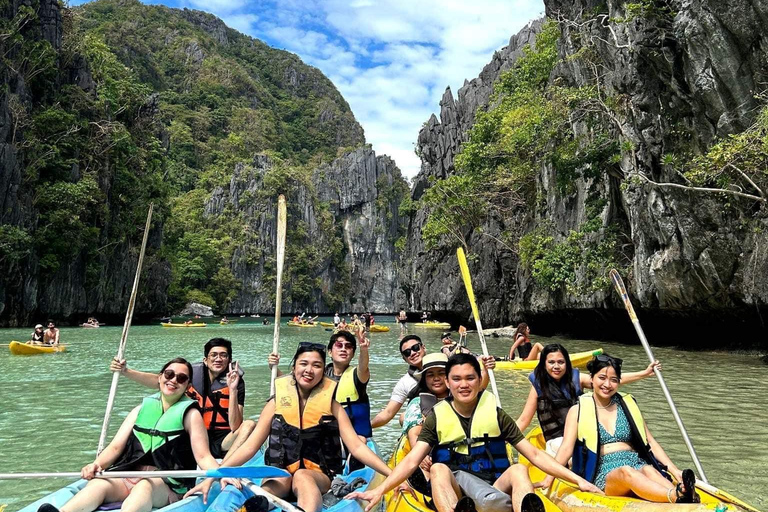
[110,393,198,494]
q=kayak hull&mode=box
[160,323,207,327]
[287,321,317,327]
[521,427,755,512]
[411,322,451,329]
[9,341,66,355]
[370,325,390,332]
[494,348,603,371]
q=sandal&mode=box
[675,469,701,503]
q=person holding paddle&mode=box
[515,344,660,455]
[347,354,602,512]
[185,342,391,511]
[37,358,219,512]
[542,354,701,503]
[110,338,255,459]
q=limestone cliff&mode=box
[405,1,768,345]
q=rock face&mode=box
[205,148,408,314]
[404,1,768,345]
[180,302,214,317]
[0,0,170,326]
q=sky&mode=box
[72,0,545,178]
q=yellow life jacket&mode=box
[335,366,372,438]
[573,392,667,483]
[267,375,343,476]
[432,391,510,482]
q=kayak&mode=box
[494,348,603,371]
[205,440,382,512]
[521,427,758,512]
[320,321,336,327]
[8,341,66,355]
[383,434,559,512]
[411,322,451,329]
[81,323,100,328]
[370,325,390,332]
[160,322,207,327]
[287,321,317,327]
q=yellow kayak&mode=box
[383,434,559,512]
[521,427,758,512]
[370,325,390,332]
[160,322,207,327]
[495,348,603,371]
[319,321,335,327]
[411,321,451,329]
[9,341,66,355]
[287,321,317,327]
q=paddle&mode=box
[456,247,501,408]
[240,479,304,512]
[97,204,154,453]
[0,466,290,480]
[609,269,708,483]
[270,195,288,397]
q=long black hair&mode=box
[533,344,578,412]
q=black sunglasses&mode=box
[401,342,423,358]
[299,342,326,352]
[162,369,190,384]
[595,354,623,369]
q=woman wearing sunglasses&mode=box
[187,342,391,512]
[38,358,218,512]
[516,345,660,455]
[542,355,700,503]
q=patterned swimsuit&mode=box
[594,396,648,490]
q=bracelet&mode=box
[667,487,674,503]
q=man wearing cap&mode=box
[440,331,474,357]
[349,353,602,512]
[109,337,254,459]
[27,324,46,345]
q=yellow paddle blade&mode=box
[457,247,480,322]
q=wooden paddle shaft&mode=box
[270,196,287,397]
[97,204,154,453]
[609,269,708,483]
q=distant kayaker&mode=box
[110,338,254,460]
[508,323,544,361]
[397,309,407,334]
[333,311,341,327]
[220,316,229,324]
[440,331,473,357]
[364,311,372,332]
[184,319,193,326]
[37,358,219,512]
[184,342,391,510]
[541,354,701,503]
[26,324,45,345]
[421,310,428,323]
[516,344,660,455]
[348,353,602,512]
[43,320,60,346]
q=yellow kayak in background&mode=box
[370,325,390,332]
[495,348,603,371]
[319,321,335,327]
[287,321,317,327]
[161,322,207,327]
[9,341,66,355]
[411,321,451,329]
[383,435,559,512]
[521,427,758,512]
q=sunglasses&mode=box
[299,342,326,351]
[595,354,623,369]
[401,342,423,358]
[162,369,190,384]
[334,341,354,350]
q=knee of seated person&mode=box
[429,463,453,478]
[640,465,660,478]
[507,463,530,479]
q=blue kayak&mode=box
[205,440,381,512]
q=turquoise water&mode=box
[0,319,766,510]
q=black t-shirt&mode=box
[418,398,524,447]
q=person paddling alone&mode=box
[110,338,255,459]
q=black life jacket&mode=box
[529,370,581,441]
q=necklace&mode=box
[596,402,615,410]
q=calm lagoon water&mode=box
[1,319,765,509]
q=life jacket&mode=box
[516,334,532,359]
[572,392,669,483]
[529,370,582,441]
[109,393,198,494]
[335,366,372,438]
[267,375,343,477]
[432,391,511,483]
[186,362,234,432]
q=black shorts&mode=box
[209,429,231,459]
